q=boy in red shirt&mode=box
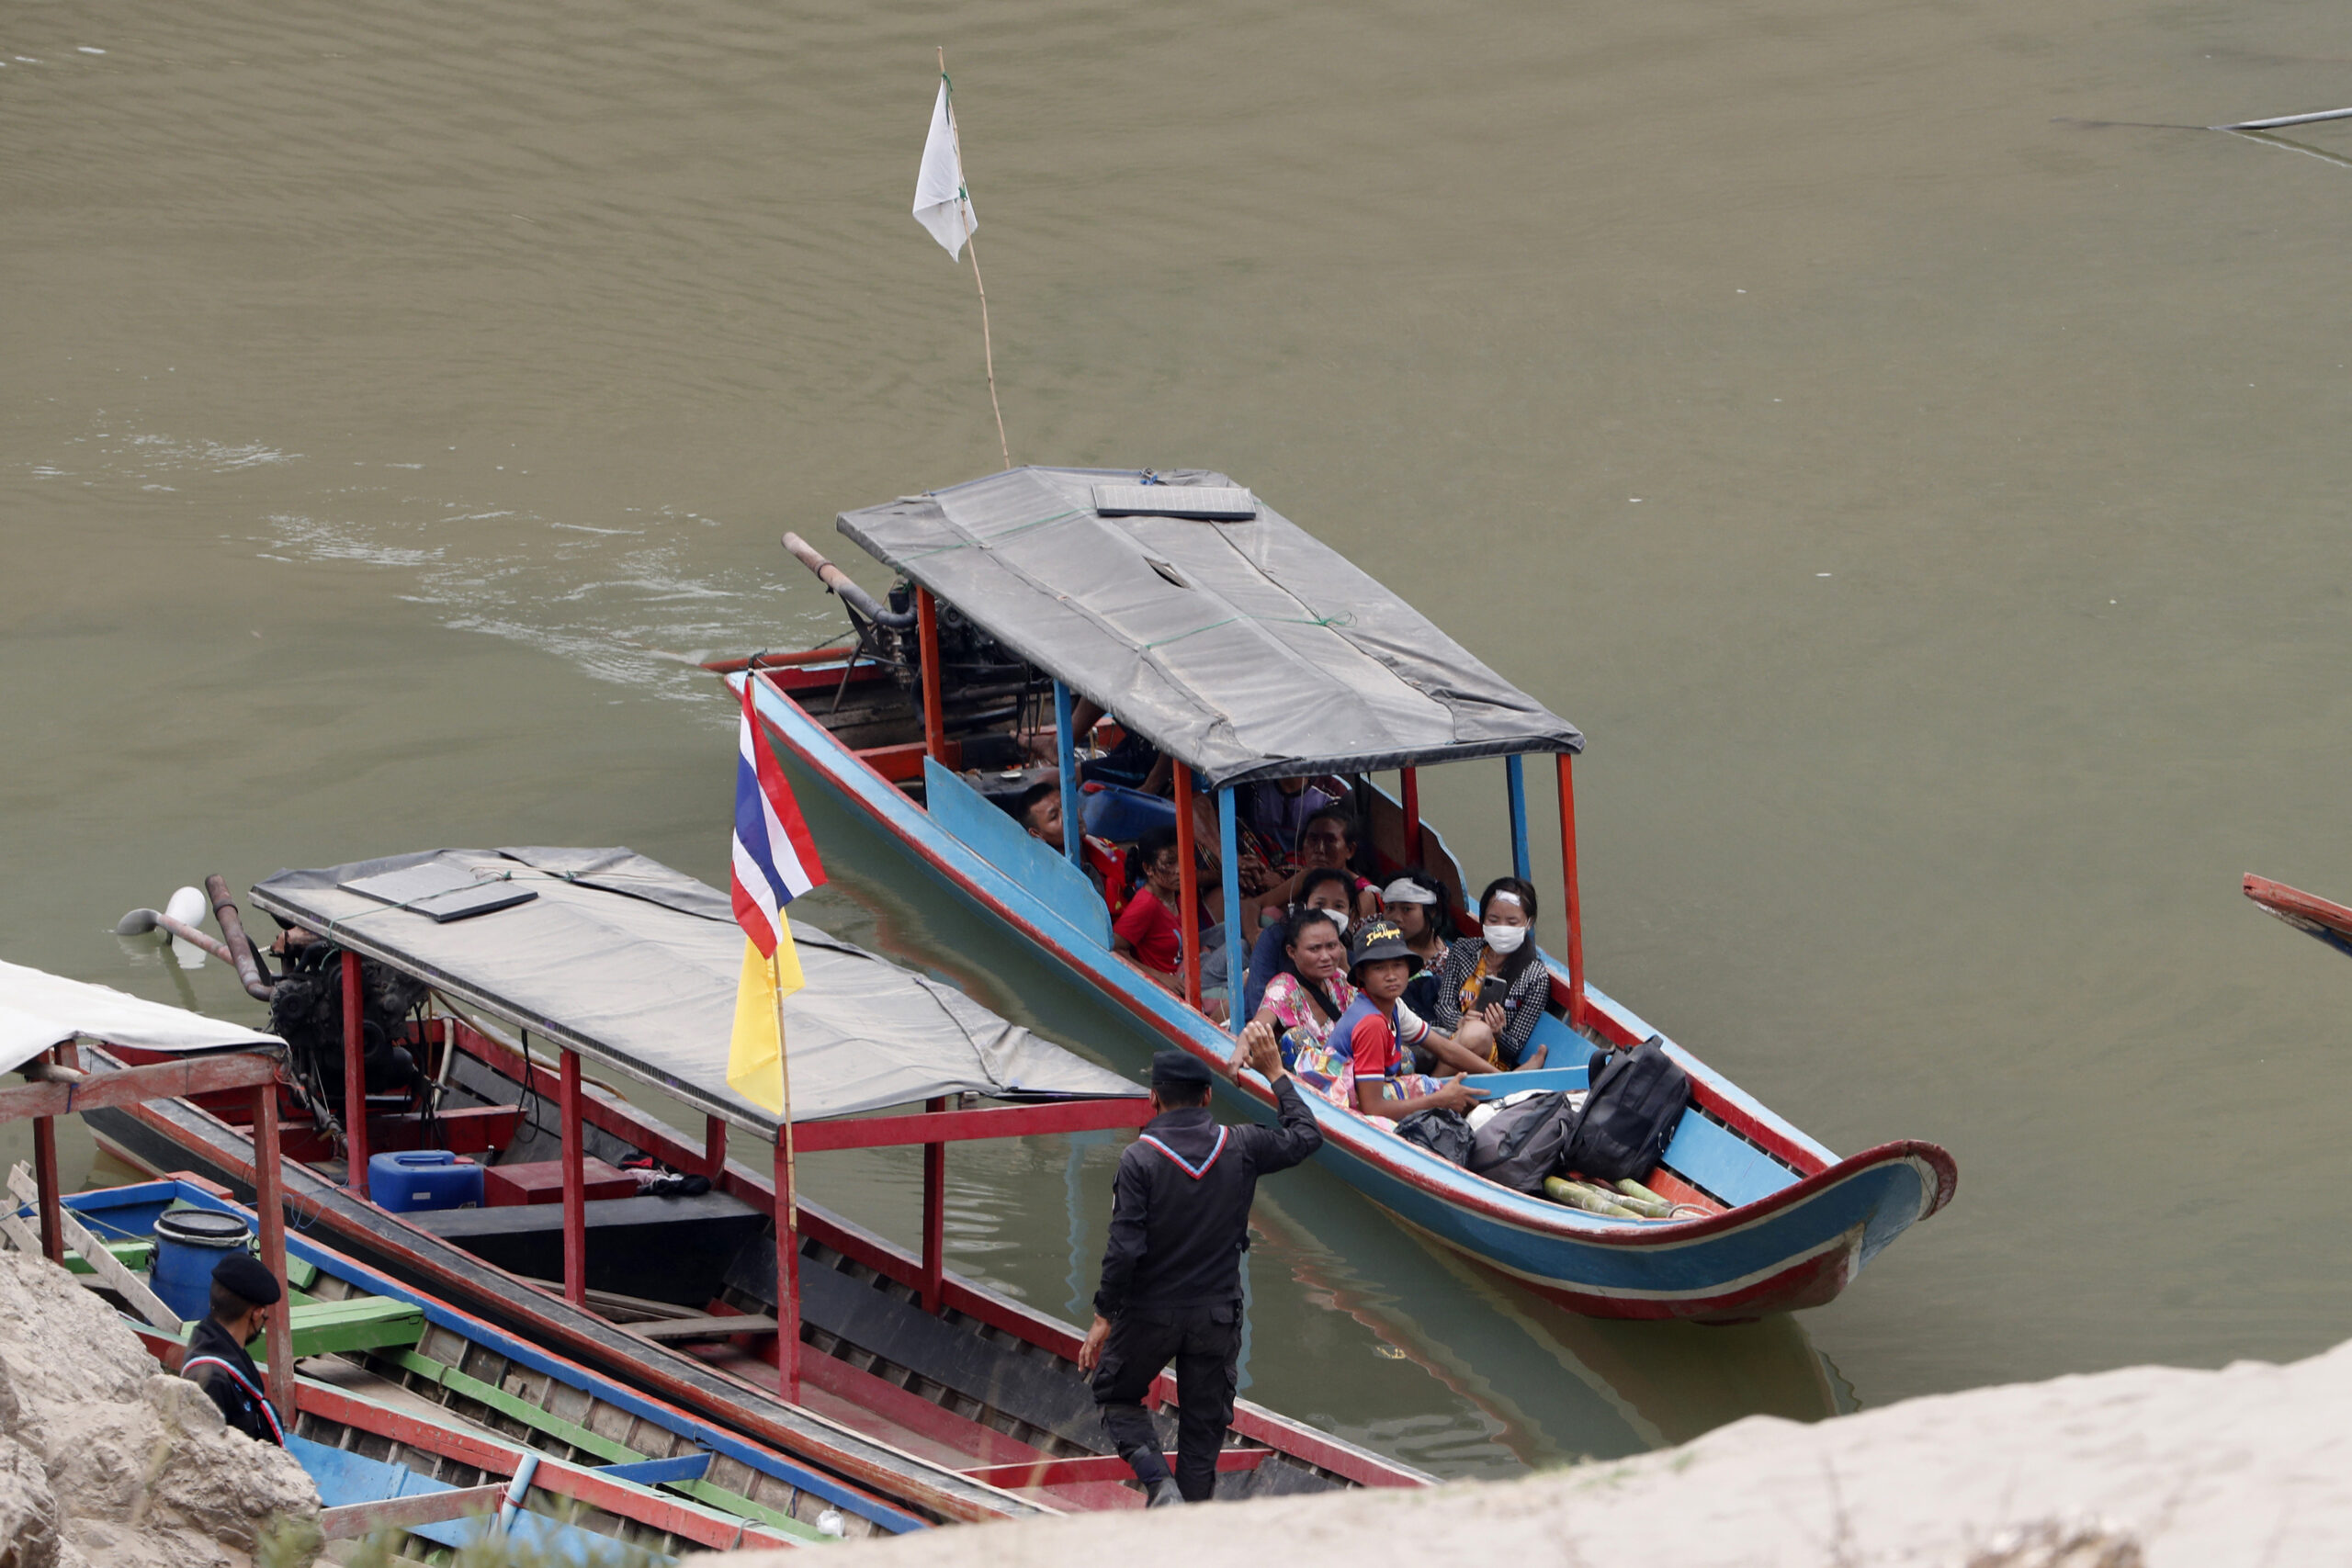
[1330,920,1488,1121]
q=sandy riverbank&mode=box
[700,1335,2352,1567]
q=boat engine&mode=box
[266,940,431,1122]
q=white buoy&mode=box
[817,1510,845,1538]
[164,886,208,970]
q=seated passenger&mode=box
[1231,909,1354,1079]
[1430,877,1553,1070]
[1239,868,1356,1021]
[1329,921,1492,1120]
[1016,780,1065,845]
[1190,790,1279,899]
[1241,775,1339,860]
[1112,827,1186,991]
[1381,874,1452,1026]
[1245,808,1380,932]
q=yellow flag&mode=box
[728,913,806,1114]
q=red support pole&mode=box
[252,1080,296,1421]
[1400,766,1423,868]
[560,1048,586,1306]
[1555,752,1587,1031]
[340,950,370,1193]
[30,1049,62,1267]
[1172,760,1203,1010]
[704,1114,729,1179]
[773,1134,801,1400]
[916,587,946,761]
[921,1097,947,1314]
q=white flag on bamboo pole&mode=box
[912,78,978,259]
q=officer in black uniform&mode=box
[1080,1033,1322,1506]
[181,1252,287,1446]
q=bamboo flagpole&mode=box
[771,943,801,1397]
[916,49,1011,470]
[727,671,827,1398]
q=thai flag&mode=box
[730,677,825,957]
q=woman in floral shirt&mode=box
[1231,909,1357,1100]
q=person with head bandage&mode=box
[1429,876,1554,1070]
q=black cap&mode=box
[1349,919,1414,974]
[212,1251,283,1308]
[1149,1050,1213,1089]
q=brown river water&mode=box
[6,0,2350,1480]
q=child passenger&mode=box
[1329,921,1494,1120]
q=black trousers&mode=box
[1091,1303,1240,1502]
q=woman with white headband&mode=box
[1379,874,1452,1025]
[1428,876,1552,1070]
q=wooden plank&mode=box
[0,1209,45,1260]
[300,1379,815,1548]
[626,1314,778,1342]
[280,1296,427,1358]
[61,1239,156,1275]
[319,1483,507,1540]
[794,1098,1153,1153]
[384,1348,643,1465]
[0,1052,278,1122]
[7,1164,180,1330]
[595,1452,713,1485]
[1659,1114,1794,1209]
[959,1448,1271,1488]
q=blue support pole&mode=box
[1506,754,1532,882]
[1218,787,1244,1036]
[1054,681,1082,869]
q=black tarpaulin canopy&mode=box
[836,466,1584,790]
[249,848,1142,1134]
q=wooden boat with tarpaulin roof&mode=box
[735,465,1959,1324]
[52,1176,820,1557]
[75,847,1427,1518]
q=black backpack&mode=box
[1394,1107,1474,1167]
[1565,1038,1691,1183]
[1465,1091,1580,1193]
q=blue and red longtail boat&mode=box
[739,465,1958,1324]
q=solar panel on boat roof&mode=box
[1090,484,1257,521]
[340,863,537,923]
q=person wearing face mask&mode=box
[1238,868,1354,1022]
[1430,877,1553,1070]
[182,1253,288,1447]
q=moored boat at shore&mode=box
[77,849,1426,1519]
[67,1179,819,1558]
[738,465,1957,1324]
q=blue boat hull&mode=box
[747,676,1956,1322]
